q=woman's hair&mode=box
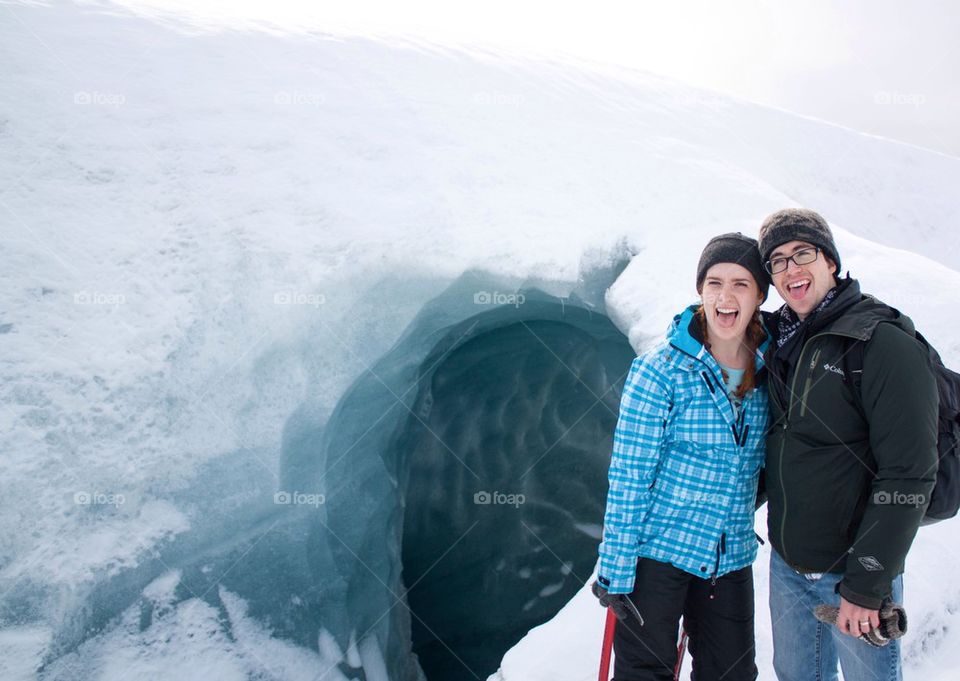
[693,305,766,400]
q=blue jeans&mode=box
[769,549,903,681]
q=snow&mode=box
[2,1,959,680]
[36,571,352,681]
[492,512,960,681]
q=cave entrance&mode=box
[397,300,634,680]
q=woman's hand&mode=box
[591,580,645,626]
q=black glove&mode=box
[592,580,644,626]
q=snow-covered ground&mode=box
[2,1,960,680]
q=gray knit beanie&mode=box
[758,208,841,275]
[696,232,770,302]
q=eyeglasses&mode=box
[764,246,820,275]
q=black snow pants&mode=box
[612,557,757,681]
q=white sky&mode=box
[107,0,960,156]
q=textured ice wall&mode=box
[301,267,634,680]
[10,263,634,681]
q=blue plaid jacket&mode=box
[597,305,770,593]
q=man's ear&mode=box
[826,257,837,276]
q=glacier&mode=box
[3,2,960,680]
[7,266,633,681]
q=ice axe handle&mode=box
[599,607,617,681]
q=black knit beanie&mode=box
[758,208,841,275]
[696,232,770,302]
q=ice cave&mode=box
[5,3,960,681]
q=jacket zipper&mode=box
[777,330,861,561]
[730,402,747,445]
[777,425,788,557]
[710,532,726,600]
[683,352,738,426]
[667,339,741,426]
[676,345,758,574]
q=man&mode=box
[758,208,938,681]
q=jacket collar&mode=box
[771,276,914,343]
[667,304,770,373]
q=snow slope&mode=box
[2,1,959,679]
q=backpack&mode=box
[843,327,960,525]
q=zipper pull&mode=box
[755,532,766,546]
[710,541,721,599]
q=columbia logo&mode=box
[823,363,845,377]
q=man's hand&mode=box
[836,596,880,637]
[814,598,907,647]
[591,580,645,626]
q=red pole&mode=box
[598,607,617,681]
[673,625,688,680]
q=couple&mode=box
[593,208,939,681]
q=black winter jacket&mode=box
[764,278,938,609]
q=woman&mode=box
[593,233,771,681]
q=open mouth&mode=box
[787,278,811,301]
[715,306,739,329]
